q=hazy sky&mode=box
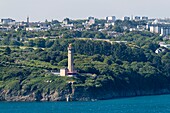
[0,0,169,22]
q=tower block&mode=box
[68,44,74,73]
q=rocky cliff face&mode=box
[71,86,170,101]
[0,90,68,101]
[1,86,170,102]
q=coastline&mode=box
[1,88,170,102]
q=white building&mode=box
[159,42,170,49]
[160,27,170,36]
[137,25,146,31]
[106,16,116,23]
[26,27,41,31]
[1,18,15,25]
[105,23,115,28]
[88,17,95,25]
[63,18,70,25]
[148,24,170,36]
[155,48,165,54]
[149,25,161,34]
[60,68,68,76]
[61,23,74,30]
[0,26,12,31]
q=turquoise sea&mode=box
[1,94,170,113]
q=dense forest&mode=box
[0,30,170,101]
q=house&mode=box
[163,36,170,40]
[61,23,74,30]
[159,42,170,49]
[63,18,70,25]
[155,48,166,54]
[0,26,12,31]
[88,17,95,25]
[26,27,41,32]
[1,18,15,25]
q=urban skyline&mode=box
[0,15,169,23]
[0,0,169,21]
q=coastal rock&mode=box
[1,87,170,102]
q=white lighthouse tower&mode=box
[68,43,74,73]
[60,43,77,76]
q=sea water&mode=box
[1,94,170,113]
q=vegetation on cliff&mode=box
[0,31,170,101]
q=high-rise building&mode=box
[148,24,170,36]
[160,27,170,36]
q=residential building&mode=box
[159,42,170,49]
[148,24,170,36]
[61,18,74,29]
[155,48,166,54]
[137,25,146,31]
[1,18,15,25]
[105,23,115,28]
[26,26,50,32]
[163,36,170,40]
[0,26,12,31]
[106,16,116,23]
[123,16,130,21]
[160,27,170,36]
[149,25,161,34]
[107,31,123,37]
[61,23,74,29]
[88,16,95,25]
[26,27,41,31]
[134,16,140,21]
[63,18,70,25]
[142,16,149,20]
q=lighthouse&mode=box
[68,43,74,73]
[60,44,77,76]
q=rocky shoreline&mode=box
[1,87,170,102]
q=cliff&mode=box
[1,83,170,102]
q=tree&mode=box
[27,40,35,47]
[34,39,46,48]
[5,47,11,55]
[10,40,21,46]
[114,26,124,33]
[45,40,54,48]
[95,32,105,39]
